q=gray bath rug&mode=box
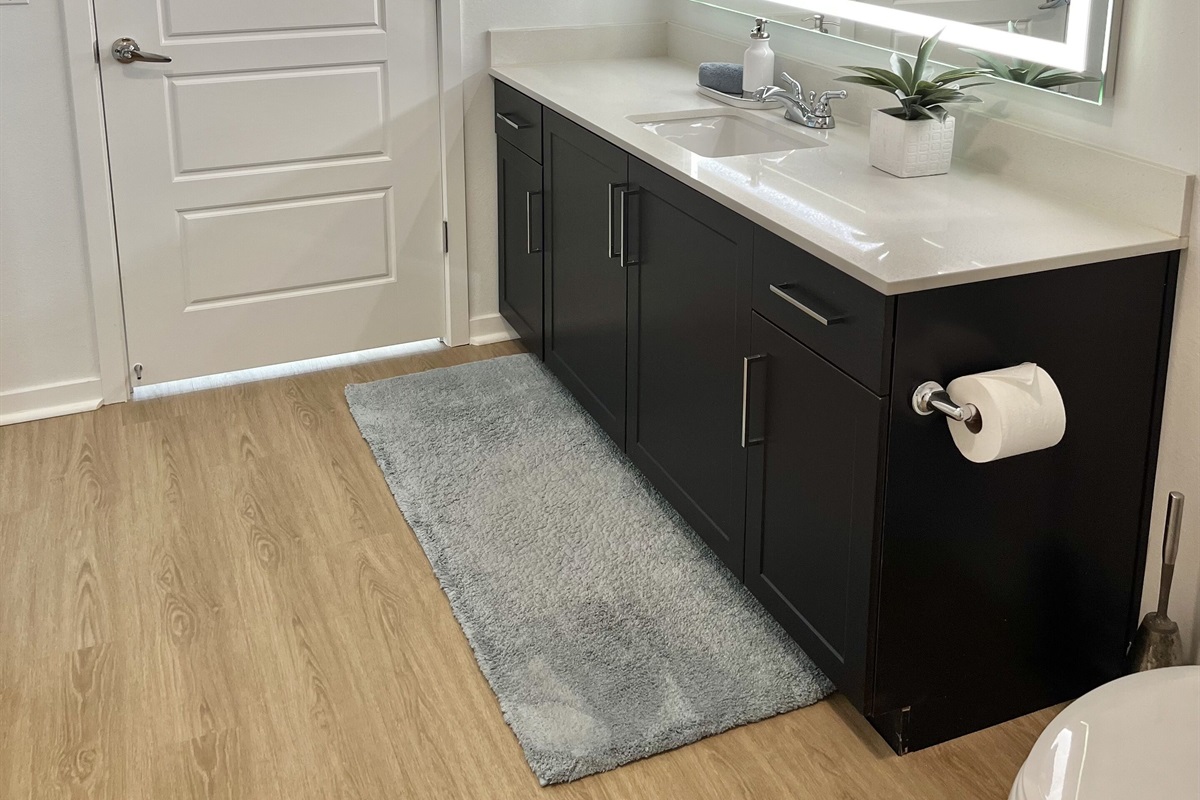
[345,354,832,785]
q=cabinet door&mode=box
[625,160,753,577]
[744,313,886,710]
[497,139,544,358]
[543,111,628,445]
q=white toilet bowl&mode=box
[1010,666,1200,800]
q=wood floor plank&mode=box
[0,507,43,687]
[324,532,541,800]
[155,727,259,800]
[0,412,83,515]
[1,671,31,800]
[119,417,258,748]
[208,436,408,799]
[1,341,1054,799]
[0,491,135,677]
[21,644,132,800]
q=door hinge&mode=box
[442,221,449,254]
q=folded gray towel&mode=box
[698,62,743,96]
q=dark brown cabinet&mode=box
[542,109,629,446]
[497,139,544,358]
[624,159,754,577]
[493,79,1179,756]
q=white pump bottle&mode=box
[742,18,776,98]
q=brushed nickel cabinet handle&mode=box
[619,187,640,268]
[607,183,628,259]
[742,354,767,448]
[769,283,845,326]
[496,111,530,130]
[525,191,542,255]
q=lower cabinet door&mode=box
[543,111,629,445]
[497,138,544,357]
[625,159,753,577]
[743,312,886,710]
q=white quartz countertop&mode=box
[490,58,1185,295]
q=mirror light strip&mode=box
[763,0,1093,71]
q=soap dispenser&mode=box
[742,18,776,98]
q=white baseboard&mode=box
[469,313,520,345]
[0,377,104,426]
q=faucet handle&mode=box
[780,72,804,100]
[815,89,848,114]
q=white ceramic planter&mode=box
[868,108,956,178]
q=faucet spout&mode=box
[755,82,843,130]
[759,87,811,120]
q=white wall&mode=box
[460,0,666,333]
[0,0,101,411]
[668,0,1200,663]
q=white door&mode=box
[95,0,446,386]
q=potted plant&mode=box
[838,32,990,177]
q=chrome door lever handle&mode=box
[112,38,172,64]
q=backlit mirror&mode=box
[689,0,1123,104]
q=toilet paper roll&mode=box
[946,363,1066,464]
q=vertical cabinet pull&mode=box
[607,183,628,259]
[742,354,767,448]
[526,190,542,255]
[619,187,640,268]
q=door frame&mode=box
[61,0,471,405]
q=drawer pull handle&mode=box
[496,111,530,130]
[769,283,845,326]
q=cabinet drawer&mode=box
[753,229,894,394]
[494,81,542,164]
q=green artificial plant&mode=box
[837,31,990,123]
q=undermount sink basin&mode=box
[631,110,826,158]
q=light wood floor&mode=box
[0,342,1055,799]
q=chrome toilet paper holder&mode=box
[912,381,983,433]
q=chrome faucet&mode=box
[755,73,847,129]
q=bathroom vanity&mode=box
[491,59,1184,753]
